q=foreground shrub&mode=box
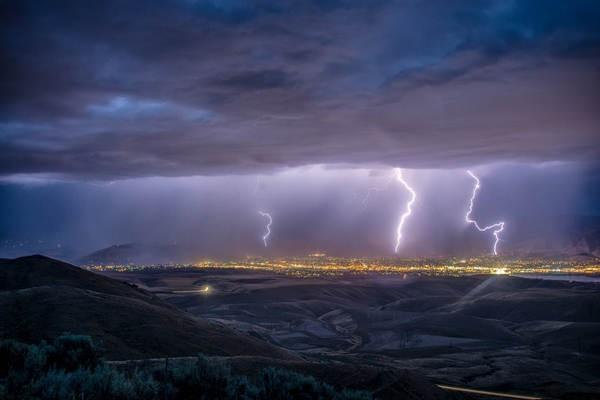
[46,334,101,372]
[0,340,29,377]
[168,355,247,399]
[0,336,372,400]
[30,365,154,400]
[257,368,371,400]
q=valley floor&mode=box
[100,269,600,399]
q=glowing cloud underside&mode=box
[394,168,417,253]
[465,170,505,256]
[258,211,273,247]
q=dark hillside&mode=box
[0,256,295,361]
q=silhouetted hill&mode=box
[504,214,600,257]
[80,243,184,265]
[0,255,152,301]
[0,255,295,361]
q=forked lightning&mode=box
[465,170,505,256]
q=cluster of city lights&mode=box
[85,255,600,279]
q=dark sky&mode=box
[0,1,599,258]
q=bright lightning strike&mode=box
[394,168,417,253]
[258,211,273,247]
[465,170,505,256]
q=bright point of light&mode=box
[465,170,505,256]
[394,168,417,253]
[258,211,273,247]
[200,285,211,294]
[493,268,509,275]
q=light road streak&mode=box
[394,168,417,253]
[465,170,505,256]
[436,384,542,400]
[258,211,273,247]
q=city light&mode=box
[84,255,600,279]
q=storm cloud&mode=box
[1,0,599,179]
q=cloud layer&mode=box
[1,0,599,178]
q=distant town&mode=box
[84,254,600,278]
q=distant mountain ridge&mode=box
[80,243,184,265]
[504,214,600,257]
[77,216,600,263]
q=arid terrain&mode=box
[0,256,459,399]
[101,268,600,399]
[2,256,600,399]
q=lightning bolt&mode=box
[258,211,272,247]
[361,173,395,207]
[394,168,417,253]
[361,188,379,206]
[465,170,505,256]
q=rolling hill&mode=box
[0,255,295,361]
